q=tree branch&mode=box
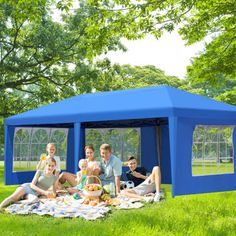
[0,21,24,64]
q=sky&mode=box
[105,31,205,79]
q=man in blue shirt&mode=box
[99,143,122,195]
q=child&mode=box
[126,156,147,187]
[120,166,164,202]
[66,159,88,194]
[0,157,58,209]
[37,143,61,176]
[58,145,100,188]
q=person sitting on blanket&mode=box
[120,166,164,202]
[66,159,89,194]
[36,143,61,176]
[0,157,58,209]
[126,156,148,187]
[58,145,100,188]
[99,143,122,196]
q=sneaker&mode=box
[154,192,164,202]
[144,196,154,203]
[144,193,155,197]
[159,190,165,198]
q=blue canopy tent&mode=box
[4,86,236,197]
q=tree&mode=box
[181,0,236,85]
[0,2,127,118]
[2,0,232,159]
[2,0,235,82]
[88,61,188,91]
[214,87,236,106]
[3,0,235,86]
[75,0,236,92]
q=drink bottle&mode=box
[110,182,115,198]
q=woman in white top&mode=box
[85,145,100,176]
[58,145,100,187]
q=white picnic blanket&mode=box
[5,195,144,220]
[5,196,110,220]
[114,196,144,209]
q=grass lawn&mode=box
[192,161,234,176]
[1,162,236,235]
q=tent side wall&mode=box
[68,123,85,174]
[141,125,171,184]
[66,126,86,174]
[141,127,158,171]
[4,125,35,184]
[169,117,236,197]
[160,124,171,184]
[4,123,83,185]
[65,127,74,173]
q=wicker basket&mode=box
[82,176,103,197]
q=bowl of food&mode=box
[83,183,103,197]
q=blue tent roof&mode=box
[6,86,236,125]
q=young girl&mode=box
[66,159,88,194]
[37,143,61,176]
[0,157,58,209]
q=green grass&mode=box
[1,162,236,236]
[192,161,234,175]
[12,161,67,172]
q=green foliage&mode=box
[181,0,236,86]
[186,31,236,85]
[0,0,48,22]
[2,0,235,90]
[77,0,196,40]
[0,2,126,118]
[214,87,236,106]
[2,0,235,162]
[90,62,186,92]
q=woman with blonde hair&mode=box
[0,157,58,209]
[37,143,61,176]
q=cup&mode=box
[40,153,47,161]
[48,192,56,199]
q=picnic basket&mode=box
[82,176,103,197]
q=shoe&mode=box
[144,193,155,197]
[159,190,165,198]
[154,192,164,202]
[144,196,154,203]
